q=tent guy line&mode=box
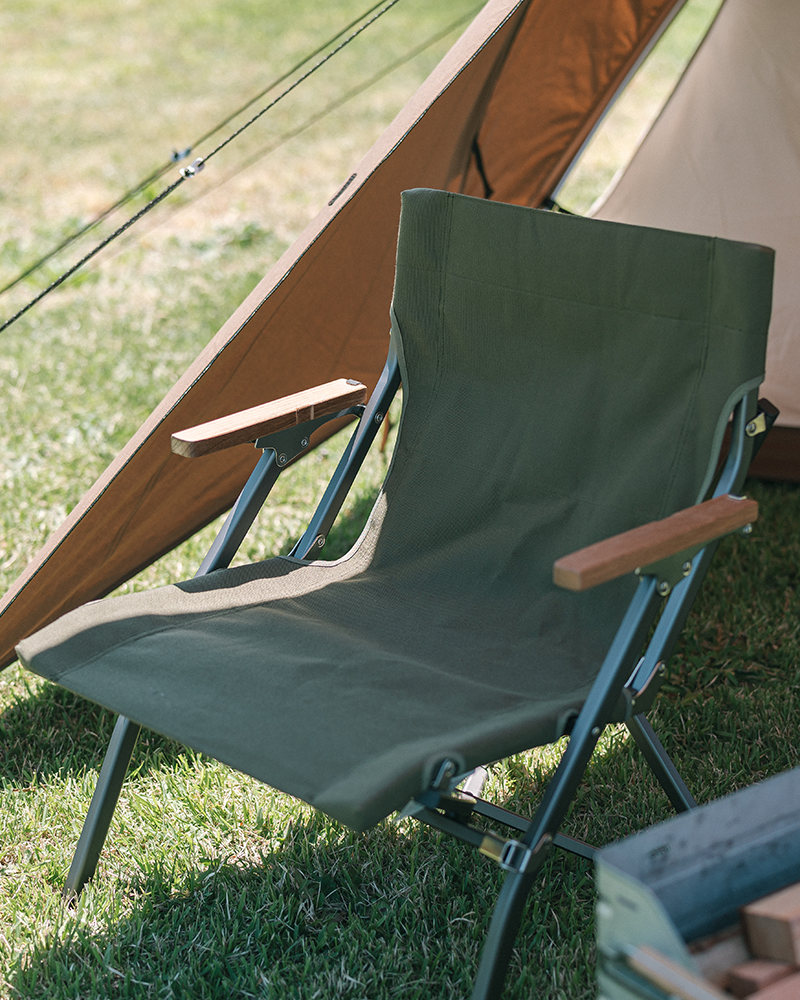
[52,6,482,277]
[0,0,403,309]
[0,176,188,336]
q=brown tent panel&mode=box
[461,0,685,204]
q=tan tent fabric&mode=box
[0,0,684,668]
[594,0,800,474]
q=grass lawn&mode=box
[1,0,799,997]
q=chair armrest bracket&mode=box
[633,542,708,597]
[254,404,365,467]
[188,402,365,577]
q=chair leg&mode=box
[470,688,617,998]
[471,867,541,1000]
[470,582,665,996]
[63,446,282,898]
[471,714,695,997]
[64,714,140,900]
[626,713,697,813]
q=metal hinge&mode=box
[745,412,768,437]
[254,404,365,463]
[479,832,553,873]
[627,658,667,714]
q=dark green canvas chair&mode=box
[17,189,775,999]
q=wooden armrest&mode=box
[171,378,367,458]
[553,494,758,592]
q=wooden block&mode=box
[626,945,731,1000]
[689,926,750,987]
[727,959,797,998]
[743,883,800,963]
[748,969,800,999]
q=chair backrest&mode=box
[358,188,773,657]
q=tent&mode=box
[1,0,797,668]
[592,0,800,480]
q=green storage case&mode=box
[596,767,800,999]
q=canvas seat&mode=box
[16,189,775,998]
[18,505,613,833]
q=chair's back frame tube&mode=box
[290,339,401,559]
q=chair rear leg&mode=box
[64,715,140,900]
[626,713,696,813]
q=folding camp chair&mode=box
[16,189,775,999]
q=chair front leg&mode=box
[472,577,664,998]
[64,714,140,899]
[63,432,296,898]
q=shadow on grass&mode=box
[0,678,187,788]
[12,692,759,1000]
[6,790,600,1000]
[7,808,489,1000]
[7,687,799,1000]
